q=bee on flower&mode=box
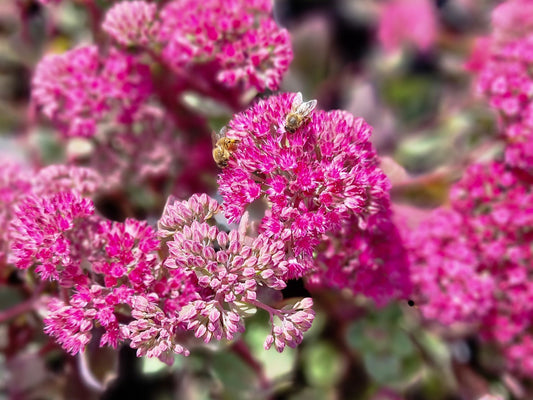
[212,127,239,168]
[284,92,317,133]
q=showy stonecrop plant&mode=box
[2,0,411,370]
[6,0,533,398]
[4,86,408,363]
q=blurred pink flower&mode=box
[33,164,103,197]
[405,208,496,324]
[158,0,292,92]
[378,0,438,53]
[67,106,187,193]
[491,0,533,42]
[465,37,492,73]
[103,1,160,47]
[404,162,533,375]
[0,162,32,266]
[478,395,504,400]
[32,46,153,138]
[473,0,533,174]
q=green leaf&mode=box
[363,353,401,385]
[210,351,260,400]
[289,387,335,400]
[302,342,344,388]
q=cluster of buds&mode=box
[159,194,315,352]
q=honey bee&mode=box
[284,92,317,133]
[212,127,239,168]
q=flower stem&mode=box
[230,338,270,392]
[0,281,46,324]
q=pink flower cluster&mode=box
[102,0,292,92]
[473,0,533,173]
[4,166,317,358]
[218,92,392,280]
[36,214,197,359]
[156,0,292,92]
[32,45,152,138]
[405,161,533,375]
[313,212,411,307]
[103,1,160,48]
[159,194,315,352]
[377,0,438,54]
[10,190,96,282]
[20,0,416,361]
[3,163,200,360]
[0,163,101,267]
[491,0,533,42]
[0,163,32,267]
[33,0,293,197]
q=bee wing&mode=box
[212,126,228,145]
[291,92,303,111]
[295,99,317,118]
[211,130,219,146]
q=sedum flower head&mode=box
[38,210,199,359]
[405,208,496,325]
[33,164,103,197]
[313,212,411,307]
[264,297,315,353]
[378,0,438,53]
[158,0,292,92]
[1,163,102,268]
[65,106,195,195]
[32,45,152,138]
[125,295,191,362]
[160,194,314,350]
[405,161,533,375]
[474,0,533,174]
[103,1,160,47]
[0,162,32,266]
[4,168,200,360]
[491,0,533,42]
[158,193,220,239]
[9,191,95,282]
[44,285,134,354]
[218,92,390,278]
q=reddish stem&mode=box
[83,0,103,43]
[231,339,270,392]
[0,281,46,323]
